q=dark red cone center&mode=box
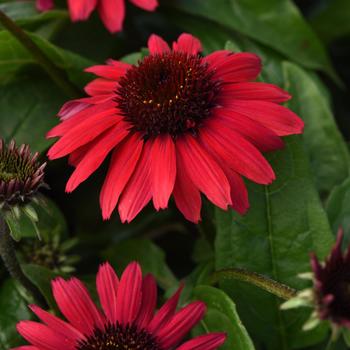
[116,51,221,138]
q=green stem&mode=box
[0,213,45,307]
[0,10,80,99]
[210,268,297,300]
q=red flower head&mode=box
[311,229,350,328]
[13,262,226,350]
[36,0,158,33]
[47,33,304,223]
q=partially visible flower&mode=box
[47,33,303,223]
[0,139,46,211]
[14,261,226,350]
[36,0,158,33]
[281,229,350,341]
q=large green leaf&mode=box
[103,239,178,290]
[215,136,334,349]
[0,74,66,152]
[169,0,335,78]
[0,279,32,349]
[283,62,350,196]
[192,285,255,350]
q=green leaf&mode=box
[215,137,334,349]
[0,30,93,86]
[326,177,350,241]
[311,0,350,43]
[103,239,178,290]
[170,0,336,78]
[283,62,350,196]
[0,279,32,349]
[192,285,255,350]
[0,74,66,152]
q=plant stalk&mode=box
[0,10,80,99]
[210,268,297,300]
[0,213,46,307]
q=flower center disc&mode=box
[116,52,221,138]
[0,150,35,183]
[77,323,162,350]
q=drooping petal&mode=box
[47,111,120,160]
[36,0,54,11]
[84,78,118,96]
[173,154,202,223]
[175,333,227,350]
[67,0,97,21]
[225,170,249,215]
[213,108,284,153]
[17,321,76,350]
[148,34,170,54]
[210,52,262,83]
[98,0,125,33]
[135,274,158,329]
[96,263,120,324]
[100,133,144,220]
[151,135,176,210]
[148,284,183,334]
[115,262,142,325]
[85,61,131,80]
[68,142,94,167]
[176,135,231,209]
[52,277,104,335]
[173,33,202,55]
[11,347,40,350]
[219,82,291,103]
[156,302,206,348]
[58,100,90,121]
[29,305,83,341]
[66,122,129,192]
[118,142,153,223]
[129,0,158,11]
[224,100,304,136]
[200,119,275,185]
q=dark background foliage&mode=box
[0,0,350,349]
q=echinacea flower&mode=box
[47,33,304,223]
[36,0,158,33]
[14,261,227,350]
[0,139,46,210]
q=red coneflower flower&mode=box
[13,262,226,350]
[311,229,350,328]
[36,0,158,33]
[47,33,304,223]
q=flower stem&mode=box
[0,10,80,99]
[210,268,297,300]
[0,213,46,307]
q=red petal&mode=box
[176,135,231,209]
[67,0,97,21]
[118,141,153,223]
[96,263,120,324]
[85,62,130,80]
[47,111,120,160]
[211,52,262,82]
[173,33,202,55]
[115,262,142,325]
[52,277,104,335]
[36,0,54,11]
[58,100,89,121]
[200,120,275,185]
[157,302,206,348]
[151,135,176,210]
[226,100,304,136]
[129,0,158,11]
[175,333,227,350]
[173,154,202,223]
[219,82,291,103]
[100,133,144,220]
[98,0,125,33]
[84,78,117,96]
[203,50,231,67]
[66,122,129,192]
[148,34,170,54]
[135,274,158,329]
